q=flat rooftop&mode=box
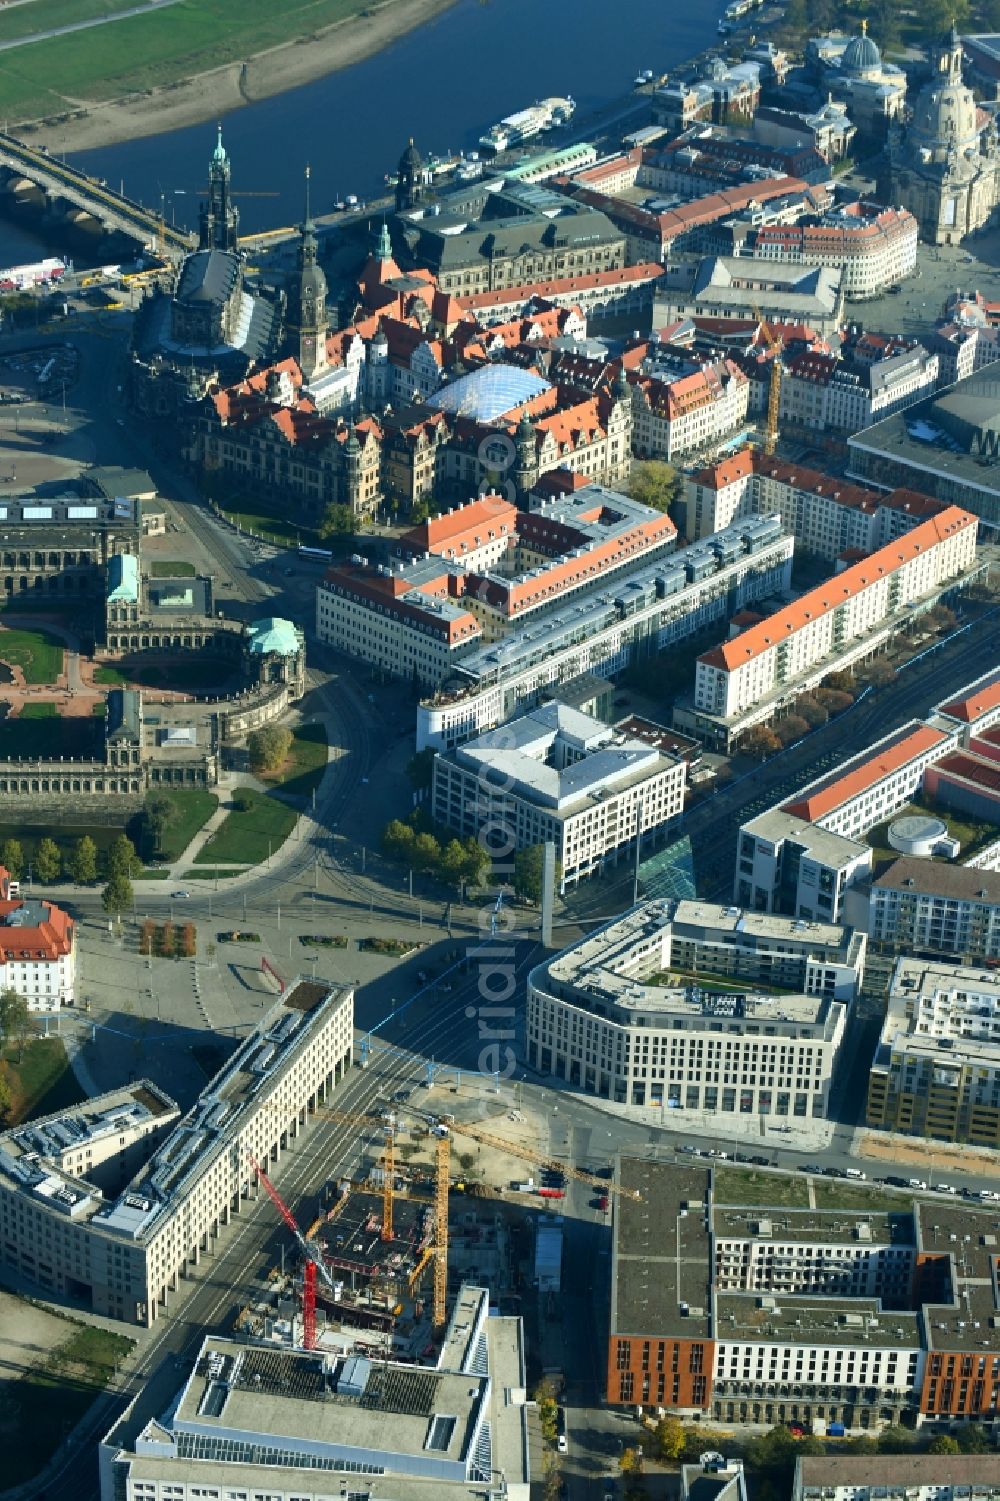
[741,809,870,868]
[0,495,141,528]
[713,1204,912,1246]
[613,1160,713,1338]
[715,1292,920,1348]
[429,515,787,697]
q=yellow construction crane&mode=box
[317,1106,400,1242]
[752,303,783,457]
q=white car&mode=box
[557,1434,568,1454]
[934,1183,957,1195]
[907,1178,928,1190]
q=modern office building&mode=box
[0,979,353,1325]
[431,703,686,889]
[100,1284,530,1501]
[608,1158,1000,1429]
[689,506,979,748]
[867,956,1000,1145]
[870,860,1000,963]
[417,515,793,749]
[526,899,863,1114]
[734,810,873,922]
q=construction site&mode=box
[237,1098,629,1364]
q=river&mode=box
[2,0,726,260]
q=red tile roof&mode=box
[939,672,1000,725]
[402,494,518,556]
[0,891,74,962]
[702,506,977,673]
[783,725,950,822]
[932,750,1000,798]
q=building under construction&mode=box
[311,1185,436,1330]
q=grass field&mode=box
[179,866,238,880]
[714,1168,810,1208]
[18,701,57,718]
[0,714,100,760]
[94,664,127,685]
[221,505,319,549]
[4,1318,134,1488]
[260,723,328,800]
[0,0,381,121]
[149,787,218,862]
[0,625,64,683]
[148,560,197,577]
[1,1037,86,1124]
[193,790,296,866]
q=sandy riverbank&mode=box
[19,0,461,154]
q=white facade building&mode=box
[749,204,918,300]
[100,1286,531,1501]
[682,448,949,553]
[793,1455,1000,1501]
[0,978,354,1325]
[631,357,750,462]
[418,516,794,750]
[0,868,76,1011]
[526,899,864,1114]
[693,506,978,736]
[431,703,686,888]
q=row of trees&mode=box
[381,816,491,891]
[0,834,100,886]
[139,920,197,958]
[780,0,987,46]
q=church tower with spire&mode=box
[199,123,240,252]
[285,166,329,383]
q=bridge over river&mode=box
[0,130,195,261]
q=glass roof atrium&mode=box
[430,364,551,424]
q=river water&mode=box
[3,0,726,260]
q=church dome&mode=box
[842,28,881,76]
[909,79,979,160]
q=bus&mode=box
[298,545,334,562]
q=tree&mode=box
[102,872,134,917]
[143,791,177,857]
[774,714,811,746]
[928,1435,961,1454]
[108,834,141,880]
[877,1425,917,1454]
[918,0,969,37]
[319,502,355,540]
[461,837,491,890]
[512,844,562,903]
[627,460,681,514]
[619,1446,644,1476]
[33,837,62,883]
[0,839,24,882]
[742,725,782,760]
[232,790,255,813]
[956,1425,989,1453]
[0,989,28,1051]
[655,1415,686,1461]
[441,839,469,891]
[247,724,293,774]
[859,659,895,689]
[69,835,98,885]
[816,687,854,714]
[795,695,828,728]
[382,819,415,859]
[0,1075,11,1123]
[869,0,901,51]
[825,670,855,692]
[406,748,435,792]
[411,832,441,872]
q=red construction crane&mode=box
[249,1151,334,1351]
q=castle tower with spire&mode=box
[395,138,424,214]
[285,165,329,382]
[199,123,240,253]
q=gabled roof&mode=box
[783,724,950,822]
[939,670,1000,724]
[701,505,976,673]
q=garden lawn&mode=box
[94,664,127,685]
[3,1320,134,1489]
[193,791,295,866]
[1,1037,85,1124]
[220,505,321,549]
[713,1168,809,1208]
[0,0,382,121]
[148,560,196,577]
[149,788,218,862]
[261,723,328,799]
[0,625,64,683]
[0,820,136,877]
[18,701,57,718]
